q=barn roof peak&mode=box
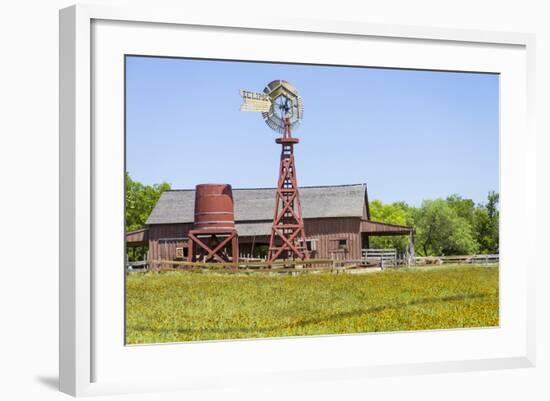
[164,183,367,192]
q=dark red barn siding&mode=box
[148,223,192,262]
[304,217,362,260]
[130,218,414,262]
[129,218,413,263]
[142,218,365,261]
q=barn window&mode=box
[175,247,188,259]
[305,239,317,251]
[330,238,348,251]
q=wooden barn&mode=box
[126,183,415,264]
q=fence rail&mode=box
[126,260,148,270]
[128,258,377,274]
[415,254,499,265]
[153,258,334,270]
[362,248,398,268]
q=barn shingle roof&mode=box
[146,183,368,225]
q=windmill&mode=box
[240,80,308,263]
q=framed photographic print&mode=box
[59,4,536,397]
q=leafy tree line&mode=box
[126,173,171,232]
[369,191,499,256]
[126,173,171,261]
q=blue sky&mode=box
[126,56,499,206]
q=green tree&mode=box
[413,199,478,256]
[474,191,499,253]
[125,173,171,232]
[367,192,499,257]
[126,173,170,261]
[446,194,476,226]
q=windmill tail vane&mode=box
[239,90,272,112]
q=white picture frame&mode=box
[59,4,536,397]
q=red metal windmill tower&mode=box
[268,117,308,261]
[240,80,308,263]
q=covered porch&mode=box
[360,220,416,264]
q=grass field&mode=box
[125,265,499,344]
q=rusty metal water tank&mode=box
[193,184,236,231]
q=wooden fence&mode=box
[414,254,499,265]
[126,260,148,270]
[126,253,499,272]
[128,258,382,274]
[362,248,398,268]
